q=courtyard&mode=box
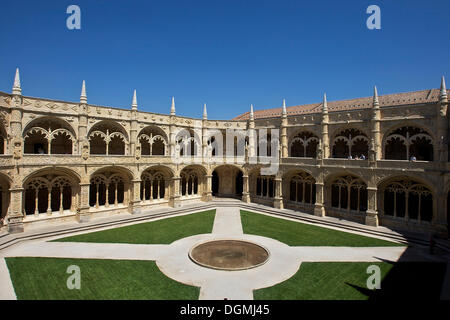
[1,202,448,300]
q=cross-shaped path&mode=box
[0,207,443,300]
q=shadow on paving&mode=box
[345,250,448,300]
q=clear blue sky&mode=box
[0,0,449,119]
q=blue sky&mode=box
[0,0,449,119]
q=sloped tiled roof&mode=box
[232,88,449,120]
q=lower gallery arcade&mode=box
[0,162,443,236]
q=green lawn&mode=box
[254,261,446,300]
[241,210,403,246]
[54,209,216,244]
[6,257,199,300]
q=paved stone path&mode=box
[0,206,448,300]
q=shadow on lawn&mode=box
[345,252,448,300]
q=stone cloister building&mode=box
[0,69,449,237]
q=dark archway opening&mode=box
[235,171,243,196]
[212,171,219,196]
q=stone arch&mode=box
[331,127,369,159]
[89,166,133,209]
[382,124,434,161]
[22,168,80,216]
[377,175,434,223]
[0,172,11,223]
[137,125,168,156]
[179,165,206,197]
[0,123,7,154]
[211,164,244,198]
[88,120,129,155]
[23,116,76,154]
[324,172,368,218]
[289,130,319,158]
[140,165,174,202]
[283,169,316,208]
[176,128,202,157]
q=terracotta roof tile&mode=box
[232,88,449,120]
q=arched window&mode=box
[23,117,75,155]
[141,171,166,201]
[180,169,199,196]
[256,175,275,198]
[176,130,200,157]
[137,126,168,156]
[383,178,433,222]
[289,172,316,204]
[332,129,368,159]
[89,173,127,208]
[24,175,74,215]
[88,121,128,155]
[331,175,367,212]
[384,126,433,161]
[289,132,319,158]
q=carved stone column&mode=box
[204,174,212,201]
[170,176,181,208]
[130,179,141,214]
[242,175,250,203]
[273,176,283,209]
[7,187,24,233]
[314,182,326,217]
[77,183,91,223]
[365,186,379,227]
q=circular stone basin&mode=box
[189,239,269,271]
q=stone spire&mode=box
[250,104,254,121]
[80,80,87,104]
[440,76,447,101]
[170,97,176,115]
[132,90,138,110]
[373,85,380,108]
[322,93,328,114]
[282,99,287,117]
[12,68,21,95]
[203,103,207,120]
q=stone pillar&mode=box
[170,176,181,208]
[242,175,250,203]
[314,182,326,217]
[169,121,176,157]
[365,186,379,227]
[434,190,448,236]
[371,87,382,160]
[130,179,141,214]
[248,120,256,158]
[321,117,330,159]
[273,176,283,209]
[204,174,212,201]
[130,109,137,156]
[76,183,91,223]
[7,187,24,233]
[281,117,288,158]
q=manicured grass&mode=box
[54,209,216,244]
[6,257,199,300]
[254,261,446,300]
[241,210,403,246]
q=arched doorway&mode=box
[212,171,219,196]
[212,165,243,199]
